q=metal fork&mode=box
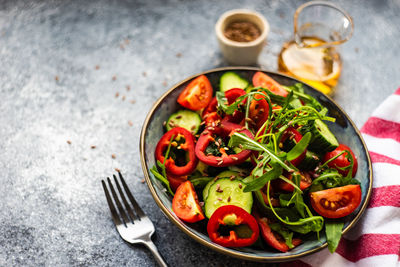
[102,172,168,267]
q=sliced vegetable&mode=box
[167,174,187,192]
[297,150,320,171]
[177,75,213,110]
[219,71,249,92]
[307,119,339,153]
[223,88,246,123]
[277,172,312,192]
[252,72,288,97]
[323,144,358,177]
[195,122,254,167]
[172,181,205,223]
[155,127,198,176]
[249,92,270,130]
[204,178,253,218]
[207,205,259,247]
[202,170,241,200]
[310,185,362,218]
[166,110,202,134]
[254,213,302,252]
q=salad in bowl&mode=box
[140,68,371,262]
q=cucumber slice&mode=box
[219,71,249,92]
[204,178,253,218]
[297,150,320,171]
[308,119,339,153]
[166,110,202,134]
[202,171,241,200]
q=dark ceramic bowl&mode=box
[139,67,372,262]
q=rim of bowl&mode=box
[139,66,372,262]
[215,9,270,48]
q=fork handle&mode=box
[143,240,168,267]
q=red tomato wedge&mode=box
[252,72,288,97]
[172,181,205,223]
[177,75,213,110]
[310,184,362,219]
[323,144,358,177]
[277,172,312,192]
[249,92,270,130]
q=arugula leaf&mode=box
[286,132,312,161]
[229,132,294,172]
[325,220,344,253]
[150,165,174,196]
[243,164,282,192]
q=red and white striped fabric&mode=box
[282,88,400,267]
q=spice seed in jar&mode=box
[224,21,261,42]
[128,121,133,126]
[91,145,96,149]
[111,154,116,159]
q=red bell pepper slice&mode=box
[155,127,198,176]
[254,213,302,252]
[202,97,221,126]
[281,127,306,166]
[195,121,254,167]
[207,205,259,247]
[224,88,246,123]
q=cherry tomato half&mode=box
[172,181,205,223]
[310,184,362,218]
[323,144,358,177]
[249,92,270,130]
[252,72,288,97]
[178,75,213,110]
[277,172,312,192]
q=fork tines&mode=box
[102,172,145,226]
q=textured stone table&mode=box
[0,0,399,266]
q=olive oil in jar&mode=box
[278,37,342,95]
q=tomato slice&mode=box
[255,214,302,252]
[249,92,270,130]
[277,172,311,192]
[178,75,213,110]
[310,185,362,218]
[323,144,358,177]
[167,174,187,192]
[172,181,205,223]
[252,72,288,97]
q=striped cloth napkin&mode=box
[282,88,400,266]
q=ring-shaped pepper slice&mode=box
[155,127,198,176]
[195,121,254,167]
[207,205,259,247]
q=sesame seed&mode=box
[238,183,243,189]
[227,196,231,202]
[231,156,238,161]
[217,160,224,166]
[217,197,223,201]
[175,115,182,119]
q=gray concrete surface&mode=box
[0,0,399,266]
